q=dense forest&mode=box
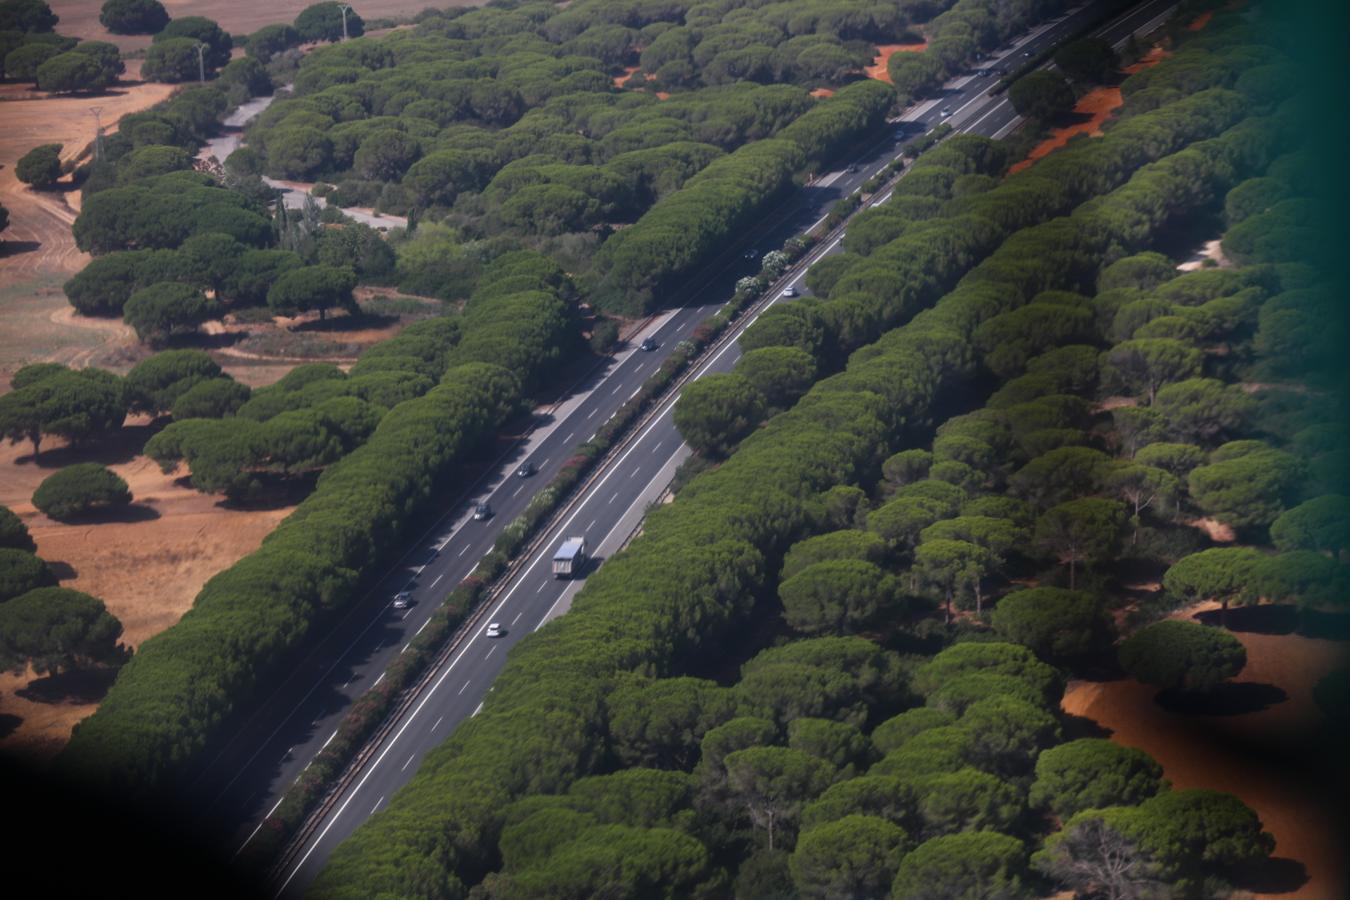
[309,7,1348,899]
[50,0,1053,794]
[54,0,1082,323]
[6,0,1339,895]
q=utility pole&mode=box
[89,106,104,162]
[339,4,353,41]
[195,41,207,83]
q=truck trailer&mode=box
[552,537,587,578]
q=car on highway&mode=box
[472,502,492,521]
[1022,49,1034,57]
[485,623,503,638]
[846,164,858,173]
[392,591,412,610]
[743,248,758,260]
[639,337,658,351]
[515,461,536,478]
[940,106,953,117]
[781,286,798,298]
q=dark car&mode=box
[640,337,658,351]
[473,502,492,521]
[392,590,413,610]
[743,248,758,260]
[516,461,536,478]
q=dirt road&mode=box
[0,64,174,381]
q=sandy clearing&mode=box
[1063,615,1349,899]
[613,65,640,88]
[0,427,297,760]
[865,42,928,84]
[1177,238,1231,271]
[1187,516,1237,543]
[809,87,835,98]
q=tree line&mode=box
[587,79,895,313]
[57,250,583,799]
[673,33,1278,461]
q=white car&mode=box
[781,286,798,298]
[392,591,412,610]
[940,106,953,117]
[485,622,503,638]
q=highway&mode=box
[261,0,1180,891]
[171,0,1177,888]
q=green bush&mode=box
[32,463,132,520]
[15,143,62,189]
[100,0,169,35]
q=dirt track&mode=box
[0,62,174,381]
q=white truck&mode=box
[552,537,587,579]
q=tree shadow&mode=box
[1156,682,1288,717]
[1232,856,1309,895]
[16,418,165,469]
[293,311,398,333]
[49,503,161,525]
[171,330,245,351]
[1195,604,1298,635]
[1061,710,1113,740]
[1298,609,1350,641]
[0,713,21,739]
[44,560,77,580]
[217,471,317,511]
[0,239,40,258]
[15,666,119,705]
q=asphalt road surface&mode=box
[188,0,1179,890]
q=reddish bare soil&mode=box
[0,428,296,760]
[809,87,835,99]
[1009,46,1171,176]
[865,42,928,84]
[1186,10,1215,31]
[1064,607,1348,899]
